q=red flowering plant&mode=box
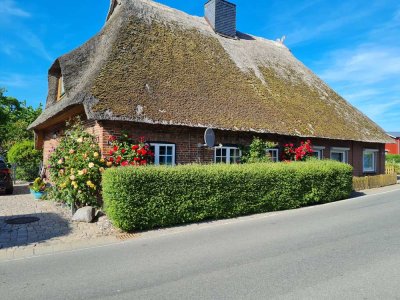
[282,140,313,161]
[106,132,154,167]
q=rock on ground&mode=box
[72,207,95,223]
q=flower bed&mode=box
[103,160,353,231]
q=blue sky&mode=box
[0,0,399,131]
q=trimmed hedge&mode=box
[103,161,353,231]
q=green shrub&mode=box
[48,120,106,209]
[103,160,353,231]
[241,137,277,163]
[386,154,400,164]
[7,140,42,181]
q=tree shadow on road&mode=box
[0,213,72,249]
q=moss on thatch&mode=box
[91,15,387,142]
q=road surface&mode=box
[1,187,400,299]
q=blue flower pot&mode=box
[33,191,45,200]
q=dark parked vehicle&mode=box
[0,157,13,194]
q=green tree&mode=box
[0,88,42,156]
[7,140,42,181]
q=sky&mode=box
[0,0,399,131]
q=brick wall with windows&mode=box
[40,119,386,177]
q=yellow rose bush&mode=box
[48,120,106,209]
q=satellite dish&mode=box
[204,128,215,148]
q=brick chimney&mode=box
[205,0,236,38]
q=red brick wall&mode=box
[98,121,386,176]
[40,119,386,177]
[41,118,101,166]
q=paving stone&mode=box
[0,184,117,261]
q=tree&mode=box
[7,140,42,181]
[0,88,42,156]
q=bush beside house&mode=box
[103,160,353,231]
[7,140,42,181]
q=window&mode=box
[266,149,279,162]
[363,149,378,173]
[330,147,350,163]
[57,76,65,101]
[150,143,175,166]
[312,146,325,160]
[214,146,241,164]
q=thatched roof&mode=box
[29,0,391,143]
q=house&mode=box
[386,132,400,154]
[29,0,392,176]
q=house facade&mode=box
[30,0,391,177]
[386,132,400,154]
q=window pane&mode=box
[364,153,373,170]
[331,152,343,162]
[167,146,173,155]
[166,155,173,165]
[159,155,166,165]
[312,151,320,159]
[159,146,166,155]
[221,148,227,156]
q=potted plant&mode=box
[30,177,47,200]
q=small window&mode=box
[57,76,65,101]
[150,143,175,166]
[363,149,378,173]
[312,146,325,160]
[330,147,349,163]
[266,149,279,162]
[214,146,241,164]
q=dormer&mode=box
[47,60,65,106]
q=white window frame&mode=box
[214,146,241,164]
[266,148,279,162]
[363,149,378,173]
[312,146,325,160]
[150,143,176,166]
[330,147,350,163]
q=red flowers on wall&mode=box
[107,134,154,167]
[282,140,313,161]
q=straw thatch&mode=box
[29,0,391,143]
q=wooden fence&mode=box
[353,173,398,191]
[385,165,396,175]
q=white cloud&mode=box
[285,2,388,46]
[319,45,400,85]
[0,0,30,17]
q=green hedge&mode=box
[103,161,353,231]
[386,154,400,164]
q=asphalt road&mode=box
[2,187,400,300]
